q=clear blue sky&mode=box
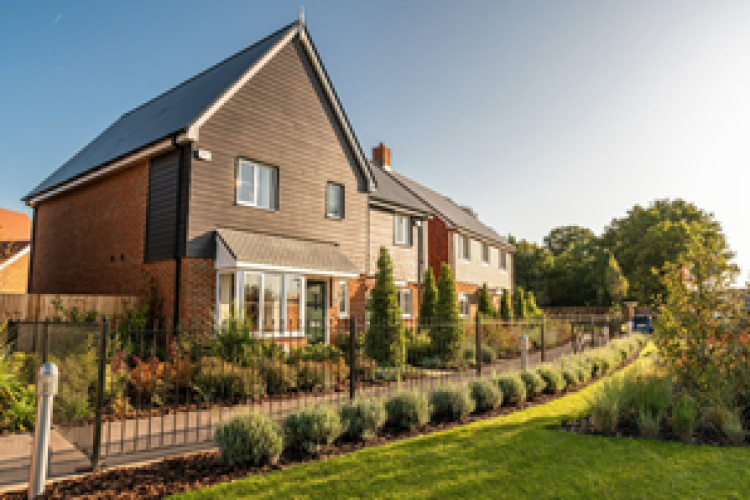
[1,1,749,279]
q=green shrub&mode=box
[296,361,336,391]
[339,397,386,441]
[497,374,526,406]
[429,386,475,422]
[193,358,266,400]
[671,394,698,443]
[417,356,443,370]
[537,366,565,394]
[559,367,577,389]
[721,409,747,445]
[385,391,430,430]
[283,405,342,454]
[405,331,432,366]
[260,361,298,394]
[214,413,283,466]
[481,345,497,364]
[469,380,503,412]
[519,371,546,397]
[589,379,623,433]
[637,408,662,439]
[288,344,344,364]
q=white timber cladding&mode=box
[368,208,424,283]
[452,232,513,290]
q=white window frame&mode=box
[236,159,278,210]
[459,292,470,318]
[215,270,306,337]
[458,235,471,262]
[398,288,413,319]
[482,243,490,265]
[337,280,349,318]
[326,182,345,219]
[394,215,411,246]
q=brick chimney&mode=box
[372,142,392,171]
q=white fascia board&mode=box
[27,138,174,206]
[235,261,358,278]
[0,245,30,271]
[186,25,300,141]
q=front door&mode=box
[305,280,326,344]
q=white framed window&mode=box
[394,215,412,246]
[326,182,344,219]
[399,289,413,318]
[500,250,508,271]
[458,235,471,261]
[459,292,470,317]
[337,280,349,317]
[236,159,278,210]
[217,271,305,336]
[482,243,490,264]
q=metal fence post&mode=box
[349,317,357,400]
[91,317,108,471]
[29,362,58,499]
[475,312,482,376]
[540,315,546,362]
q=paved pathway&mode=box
[0,337,596,493]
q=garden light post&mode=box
[520,334,529,370]
[29,362,59,499]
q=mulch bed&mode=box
[2,345,643,500]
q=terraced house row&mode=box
[23,20,514,343]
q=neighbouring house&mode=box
[0,208,32,293]
[23,19,512,344]
[372,143,515,318]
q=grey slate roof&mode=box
[25,23,296,200]
[370,165,431,215]
[217,228,359,276]
[390,172,513,250]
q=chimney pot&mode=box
[372,142,392,171]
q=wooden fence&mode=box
[0,294,140,322]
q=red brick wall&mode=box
[30,160,182,325]
[428,217,451,280]
[180,258,216,326]
[0,252,30,293]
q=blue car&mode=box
[632,314,654,334]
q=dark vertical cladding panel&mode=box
[146,150,180,262]
[187,38,369,271]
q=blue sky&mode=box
[1,1,749,279]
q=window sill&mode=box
[236,201,278,212]
[481,262,489,267]
[458,258,470,264]
[338,313,349,319]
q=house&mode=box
[371,143,515,318]
[23,19,512,343]
[0,208,32,294]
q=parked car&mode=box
[632,314,654,334]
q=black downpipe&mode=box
[27,207,37,293]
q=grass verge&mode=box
[173,345,750,499]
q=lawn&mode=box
[173,346,750,499]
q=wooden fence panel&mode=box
[0,294,140,322]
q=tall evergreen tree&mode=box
[431,263,462,363]
[513,287,526,319]
[419,268,438,326]
[478,283,494,316]
[365,247,406,366]
[500,289,513,320]
[525,290,542,318]
[605,253,629,305]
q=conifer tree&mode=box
[500,289,513,320]
[365,247,406,366]
[478,282,494,316]
[513,287,526,319]
[525,290,542,318]
[431,263,461,362]
[419,268,438,326]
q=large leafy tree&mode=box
[544,225,597,256]
[508,236,554,306]
[602,198,734,304]
[365,247,406,366]
[431,263,461,363]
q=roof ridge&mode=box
[119,21,297,120]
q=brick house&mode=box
[372,143,515,318]
[24,19,511,342]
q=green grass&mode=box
[173,346,750,499]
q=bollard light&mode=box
[520,334,529,371]
[29,362,58,499]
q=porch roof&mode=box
[216,228,359,277]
